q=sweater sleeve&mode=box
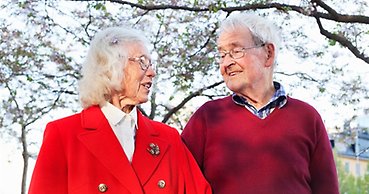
[180,137,212,194]
[309,114,339,194]
[181,105,208,170]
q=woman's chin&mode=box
[136,96,149,104]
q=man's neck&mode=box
[237,84,275,109]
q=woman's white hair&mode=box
[218,12,281,64]
[78,26,149,108]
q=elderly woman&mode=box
[29,27,211,194]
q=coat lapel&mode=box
[131,111,169,186]
[77,106,144,194]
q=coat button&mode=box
[98,183,108,193]
[157,180,166,188]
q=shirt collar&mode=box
[100,102,138,128]
[269,81,287,108]
[232,81,287,109]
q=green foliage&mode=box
[335,153,369,193]
[329,39,337,46]
[208,4,220,12]
[281,6,292,12]
[93,2,106,11]
[318,86,326,93]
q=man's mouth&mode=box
[228,71,241,76]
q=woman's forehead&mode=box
[127,43,150,55]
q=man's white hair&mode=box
[218,12,281,64]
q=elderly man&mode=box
[182,13,339,194]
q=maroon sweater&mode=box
[182,96,339,194]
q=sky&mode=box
[0,140,34,194]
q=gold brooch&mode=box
[147,143,160,156]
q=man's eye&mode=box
[233,50,243,54]
[219,53,226,58]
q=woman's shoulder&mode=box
[47,112,82,126]
[48,106,101,128]
[148,119,179,134]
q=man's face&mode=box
[217,27,268,94]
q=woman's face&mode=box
[118,43,156,107]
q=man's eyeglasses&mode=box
[218,43,265,63]
[128,55,153,71]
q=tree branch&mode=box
[92,0,368,64]
[311,0,369,24]
[92,1,369,24]
[162,80,223,123]
[275,71,320,83]
[313,14,369,64]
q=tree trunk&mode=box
[21,125,29,194]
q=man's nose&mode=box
[220,54,235,68]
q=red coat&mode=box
[29,106,211,194]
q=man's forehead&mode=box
[217,41,245,50]
[217,29,252,49]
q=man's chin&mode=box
[225,82,240,92]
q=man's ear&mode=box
[265,43,275,67]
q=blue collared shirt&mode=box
[232,81,287,119]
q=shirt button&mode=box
[98,183,108,193]
[157,180,166,188]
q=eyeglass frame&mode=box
[217,43,266,63]
[128,55,154,71]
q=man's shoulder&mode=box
[287,96,313,107]
[202,95,232,107]
[285,96,320,114]
[191,96,234,116]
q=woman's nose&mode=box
[145,65,156,77]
